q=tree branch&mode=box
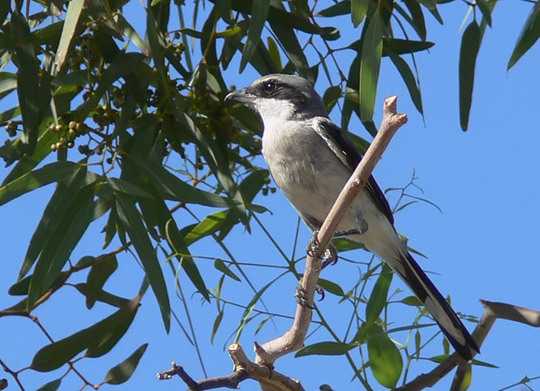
[253,96,407,368]
[395,300,540,391]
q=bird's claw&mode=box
[295,282,326,307]
[321,244,338,269]
[295,283,314,308]
[306,232,339,269]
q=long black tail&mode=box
[389,251,479,361]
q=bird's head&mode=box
[225,74,328,123]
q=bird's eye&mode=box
[263,81,276,92]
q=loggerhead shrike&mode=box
[225,73,479,360]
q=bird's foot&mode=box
[306,232,339,269]
[295,282,325,308]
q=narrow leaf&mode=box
[184,211,227,245]
[166,219,210,301]
[239,0,270,72]
[31,295,141,372]
[367,324,403,388]
[365,263,392,324]
[86,254,118,309]
[55,0,85,70]
[508,1,540,70]
[11,11,40,152]
[36,378,62,391]
[116,194,171,332]
[459,21,481,131]
[211,310,224,343]
[317,278,344,296]
[296,341,353,357]
[125,153,229,207]
[104,343,148,385]
[387,50,423,114]
[359,12,384,122]
[28,184,96,310]
[475,0,492,27]
[351,0,369,27]
[214,259,241,281]
[317,1,351,17]
[0,161,76,206]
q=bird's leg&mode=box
[334,228,363,237]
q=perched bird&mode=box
[225,73,479,360]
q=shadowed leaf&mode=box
[459,21,481,131]
[508,1,540,70]
[104,344,148,385]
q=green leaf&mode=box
[266,36,282,70]
[296,341,354,357]
[125,153,229,207]
[359,12,384,122]
[86,254,118,309]
[508,1,540,70]
[235,279,273,342]
[269,20,312,80]
[417,0,436,10]
[365,263,392,325]
[367,324,403,388]
[116,194,171,332]
[400,295,422,306]
[0,72,16,97]
[107,178,153,199]
[18,167,88,279]
[317,1,351,18]
[2,129,59,184]
[28,183,96,310]
[382,38,434,55]
[10,11,41,152]
[214,259,241,281]
[387,51,423,115]
[459,21,481,131]
[115,13,149,55]
[184,210,227,245]
[322,85,342,113]
[211,310,224,343]
[458,364,472,391]
[36,378,62,391]
[166,219,210,301]
[55,0,84,71]
[104,343,148,385]
[351,0,369,27]
[239,0,270,72]
[0,161,77,206]
[238,168,269,205]
[403,0,426,40]
[74,283,130,308]
[31,295,141,371]
[475,0,492,27]
[317,278,344,296]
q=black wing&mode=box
[313,117,394,224]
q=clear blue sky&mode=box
[1,2,539,390]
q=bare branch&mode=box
[395,300,540,391]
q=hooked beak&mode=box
[224,87,256,105]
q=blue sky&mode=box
[1,1,540,390]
